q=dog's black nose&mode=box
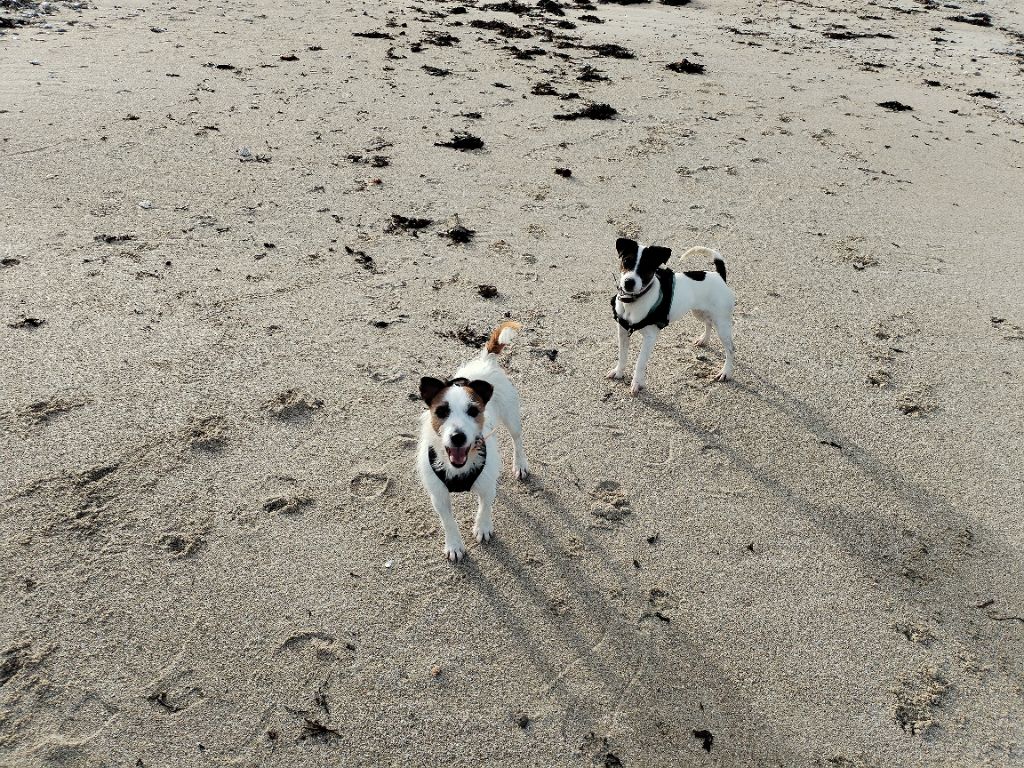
[450,431,467,447]
[623,277,636,291]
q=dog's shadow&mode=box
[640,369,1023,683]
[454,473,800,763]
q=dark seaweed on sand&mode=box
[878,100,913,111]
[435,132,485,150]
[667,58,704,74]
[582,42,634,58]
[947,12,991,27]
[441,225,476,244]
[553,102,617,120]
[389,214,434,232]
[469,18,533,38]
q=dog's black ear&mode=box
[616,237,639,261]
[645,245,672,266]
[466,379,494,405]
[419,376,447,405]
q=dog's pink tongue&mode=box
[448,445,470,466]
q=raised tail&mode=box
[680,246,727,283]
[484,320,522,355]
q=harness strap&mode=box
[428,442,487,493]
[611,268,675,335]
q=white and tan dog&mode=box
[608,238,736,393]
[417,321,528,562]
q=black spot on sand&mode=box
[823,30,895,40]
[878,100,913,111]
[582,42,634,59]
[553,102,617,120]
[469,18,533,38]
[8,316,45,329]
[477,284,498,298]
[94,233,135,244]
[538,0,566,15]
[389,214,434,233]
[947,12,991,27]
[423,31,460,46]
[505,44,547,59]
[435,132,485,150]
[422,65,451,76]
[440,325,489,348]
[441,224,476,244]
[345,245,375,271]
[578,64,609,82]
[693,729,714,752]
[352,30,395,39]
[554,167,572,177]
[667,58,705,74]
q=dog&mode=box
[417,321,528,562]
[607,238,736,394]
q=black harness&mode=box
[611,268,675,334]
[428,442,487,493]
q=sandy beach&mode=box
[2,0,1023,765]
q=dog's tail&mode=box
[680,246,727,283]
[484,320,522,356]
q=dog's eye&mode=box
[467,406,479,418]
[435,405,450,419]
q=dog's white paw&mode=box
[692,336,709,347]
[629,381,646,396]
[714,370,732,383]
[606,368,625,381]
[513,461,530,481]
[473,520,494,544]
[444,540,467,562]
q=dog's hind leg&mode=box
[501,406,529,480]
[712,313,736,382]
[692,310,712,347]
[473,487,496,543]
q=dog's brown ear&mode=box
[616,237,639,260]
[419,376,447,405]
[466,379,494,405]
[645,245,672,266]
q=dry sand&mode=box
[2,0,1023,765]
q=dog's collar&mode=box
[616,278,656,304]
[428,439,486,493]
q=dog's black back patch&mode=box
[684,270,707,281]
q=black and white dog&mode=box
[607,238,736,394]
[417,322,528,562]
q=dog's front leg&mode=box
[629,327,659,395]
[430,491,466,562]
[473,487,496,544]
[606,324,630,380]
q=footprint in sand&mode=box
[590,480,631,524]
[265,389,324,422]
[350,473,391,499]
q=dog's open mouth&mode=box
[446,445,470,467]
